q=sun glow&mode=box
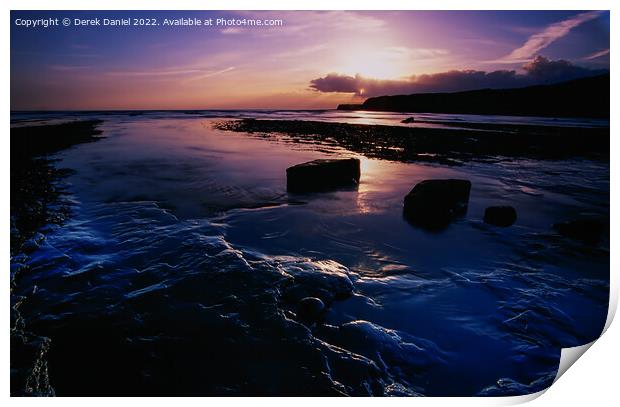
[336,47,414,80]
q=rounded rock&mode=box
[484,206,517,227]
[297,297,325,322]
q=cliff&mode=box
[337,74,609,118]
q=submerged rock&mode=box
[317,320,446,387]
[403,179,471,229]
[553,219,606,244]
[279,259,354,304]
[401,117,415,124]
[484,206,517,227]
[286,158,360,193]
[297,297,325,322]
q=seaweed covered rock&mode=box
[286,158,360,193]
[484,206,517,227]
[403,179,471,229]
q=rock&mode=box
[553,219,605,244]
[297,297,325,322]
[335,320,446,370]
[401,117,415,124]
[403,179,471,229]
[281,259,354,304]
[484,206,517,227]
[286,158,361,193]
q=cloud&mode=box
[183,67,236,82]
[52,63,237,86]
[220,27,244,35]
[105,66,235,82]
[584,48,610,60]
[383,47,449,59]
[497,11,603,63]
[219,11,386,38]
[106,68,207,77]
[275,44,328,59]
[281,10,386,34]
[48,64,92,72]
[309,56,606,97]
[521,56,601,82]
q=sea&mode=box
[10,110,610,396]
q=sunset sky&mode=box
[10,10,610,110]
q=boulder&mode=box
[484,206,517,227]
[286,158,360,193]
[553,219,605,244]
[297,297,325,322]
[403,179,471,229]
[401,117,415,124]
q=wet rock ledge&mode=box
[10,120,103,253]
[215,118,609,163]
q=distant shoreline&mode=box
[338,74,610,119]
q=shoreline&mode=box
[10,120,103,253]
[11,119,104,396]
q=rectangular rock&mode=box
[286,158,361,193]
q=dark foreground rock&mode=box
[553,219,606,244]
[297,297,325,322]
[401,117,415,123]
[403,179,471,229]
[484,206,517,227]
[286,158,360,193]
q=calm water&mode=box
[11,109,610,129]
[11,113,610,396]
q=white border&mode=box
[4,1,618,405]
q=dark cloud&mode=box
[309,56,607,97]
[521,56,602,83]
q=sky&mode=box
[10,10,610,110]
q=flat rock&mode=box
[403,179,471,229]
[401,117,415,124]
[286,158,360,193]
[484,206,517,227]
